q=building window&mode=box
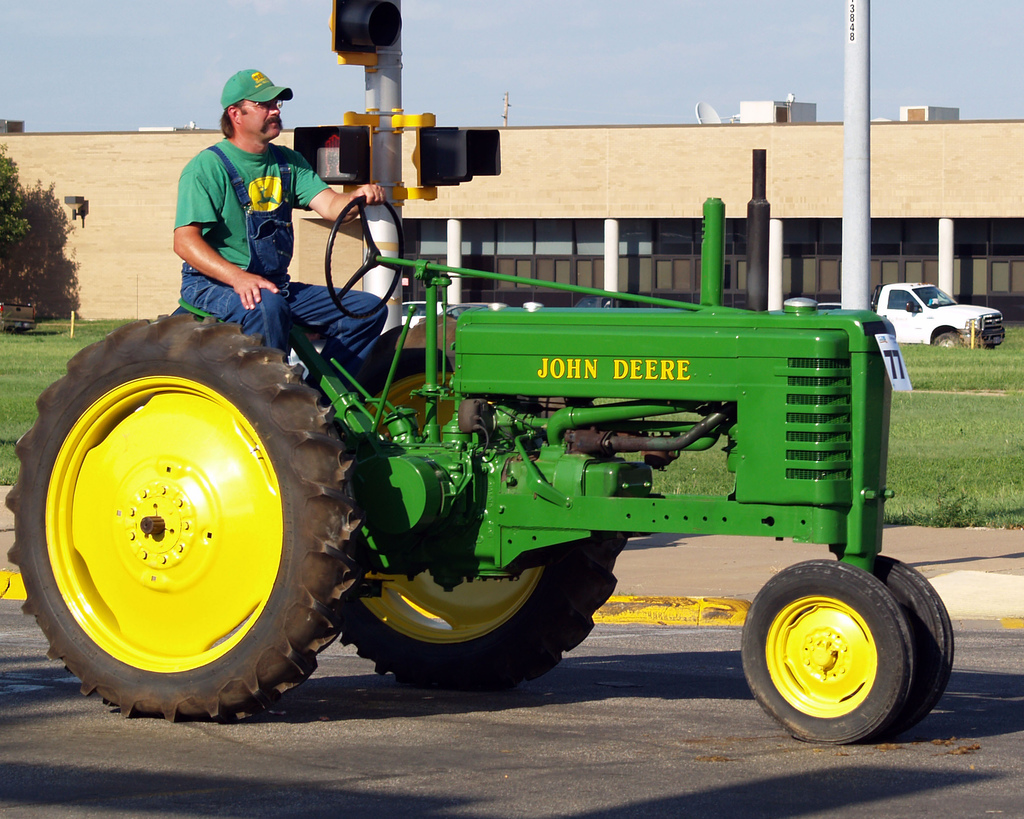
[495,221,530,255]
[819,259,841,293]
[535,220,573,255]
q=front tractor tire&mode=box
[6,316,361,721]
[741,560,915,744]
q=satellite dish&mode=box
[696,101,722,124]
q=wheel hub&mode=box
[803,629,849,681]
[120,480,198,572]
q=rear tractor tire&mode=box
[6,315,361,721]
[340,534,625,689]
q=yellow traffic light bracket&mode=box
[336,110,439,202]
[393,111,438,201]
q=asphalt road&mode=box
[1,600,1022,818]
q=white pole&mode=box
[364,0,403,331]
[603,218,620,293]
[938,218,954,294]
[447,218,463,305]
[842,0,871,310]
[768,218,784,311]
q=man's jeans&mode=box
[181,273,387,378]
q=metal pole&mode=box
[365,0,403,330]
[604,219,620,293]
[842,0,871,310]
[447,218,463,304]
[938,218,954,294]
[746,149,769,311]
[768,218,784,311]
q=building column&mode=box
[446,218,463,305]
[603,218,620,292]
[938,217,954,294]
[768,218,784,310]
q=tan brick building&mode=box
[3,119,1024,320]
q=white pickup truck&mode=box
[869,283,1004,348]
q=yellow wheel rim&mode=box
[363,569,543,644]
[46,376,284,673]
[765,595,878,719]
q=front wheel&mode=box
[741,560,914,744]
[6,316,361,720]
[933,331,962,347]
[872,556,953,738]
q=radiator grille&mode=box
[784,358,852,483]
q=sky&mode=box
[4,0,1024,133]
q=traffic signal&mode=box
[293,126,371,185]
[415,128,501,187]
[331,0,402,66]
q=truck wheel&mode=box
[6,315,360,720]
[872,556,953,738]
[741,560,914,744]
[933,331,962,347]
[340,534,625,688]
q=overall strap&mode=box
[206,145,251,209]
[267,144,292,203]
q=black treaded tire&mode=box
[872,555,954,738]
[741,559,915,744]
[933,331,962,347]
[340,534,625,689]
[5,315,361,721]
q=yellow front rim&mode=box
[765,595,878,719]
[363,569,544,644]
[46,377,284,673]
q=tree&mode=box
[0,180,80,317]
[0,144,30,259]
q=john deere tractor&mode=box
[6,199,952,744]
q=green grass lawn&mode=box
[0,320,130,484]
[1,319,1022,528]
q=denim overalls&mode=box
[181,143,294,285]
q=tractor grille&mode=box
[784,358,852,482]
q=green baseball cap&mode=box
[221,70,294,109]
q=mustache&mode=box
[261,116,283,132]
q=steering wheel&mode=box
[324,195,405,320]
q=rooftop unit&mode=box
[739,100,817,124]
[900,106,960,122]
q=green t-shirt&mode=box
[175,140,329,269]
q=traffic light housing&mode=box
[331,0,402,66]
[293,126,371,185]
[416,128,501,187]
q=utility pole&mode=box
[503,92,510,127]
[362,0,404,330]
[842,0,871,309]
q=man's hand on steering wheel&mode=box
[342,184,387,223]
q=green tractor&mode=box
[5,199,952,744]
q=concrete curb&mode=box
[594,595,749,627]
[0,571,25,601]
[2,572,1019,629]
